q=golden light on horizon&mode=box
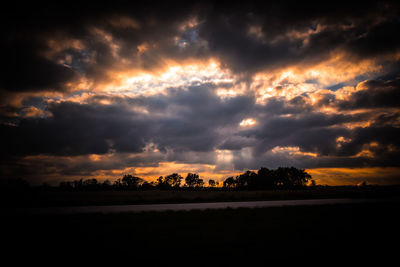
[307,167,400,186]
[3,3,400,187]
[127,161,238,183]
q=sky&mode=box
[1,0,400,185]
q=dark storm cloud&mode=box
[0,83,254,158]
[346,19,400,58]
[154,85,255,152]
[231,93,400,164]
[3,1,399,93]
[198,1,400,74]
[0,101,149,157]
[338,78,400,109]
[5,79,392,167]
[1,44,78,92]
[1,1,201,91]
[257,96,314,115]
[218,135,259,151]
[2,1,400,183]
[1,79,400,181]
[238,112,353,155]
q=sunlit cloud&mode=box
[336,136,352,148]
[2,1,400,186]
[239,118,256,127]
[108,16,141,29]
[20,106,51,118]
[271,146,318,158]
[252,52,384,104]
[97,60,237,96]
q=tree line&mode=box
[57,166,313,191]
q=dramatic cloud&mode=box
[1,1,400,185]
[337,78,400,109]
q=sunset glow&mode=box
[2,1,400,186]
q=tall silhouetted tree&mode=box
[185,173,204,188]
[256,167,277,189]
[121,174,145,189]
[157,173,183,189]
[83,179,99,190]
[236,171,257,189]
[223,177,236,188]
[275,167,311,189]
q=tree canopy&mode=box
[185,173,204,188]
[56,166,313,191]
[222,167,312,190]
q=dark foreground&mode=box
[3,185,400,207]
[8,198,388,215]
[3,201,399,265]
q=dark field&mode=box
[3,201,399,265]
[3,186,400,207]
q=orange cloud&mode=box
[252,51,382,103]
[108,16,141,29]
[92,59,237,96]
[271,146,318,158]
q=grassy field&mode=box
[3,186,400,207]
[3,201,399,265]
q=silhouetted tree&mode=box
[113,178,123,189]
[141,181,156,190]
[73,179,84,190]
[101,180,111,190]
[208,179,216,187]
[236,171,257,189]
[222,167,312,190]
[59,181,73,190]
[275,167,311,189]
[223,177,236,188]
[157,176,169,190]
[185,173,204,188]
[256,167,277,189]
[55,166,312,191]
[165,173,183,188]
[83,179,99,190]
[157,173,183,189]
[121,174,145,189]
